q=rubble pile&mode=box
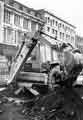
[0,83,83,120]
[23,87,83,120]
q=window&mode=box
[60,32,64,40]
[53,19,55,26]
[60,32,62,39]
[55,30,58,36]
[4,28,6,42]
[66,34,70,40]
[71,36,74,41]
[6,28,13,44]
[7,29,13,44]
[47,17,50,23]
[56,21,58,26]
[58,23,62,29]
[47,27,50,32]
[45,17,48,23]
[71,36,74,44]
[4,28,16,44]
[14,14,20,26]
[59,23,61,27]
[62,33,64,40]
[19,5,23,10]
[50,19,52,26]
[52,29,55,34]
[68,27,70,33]
[23,18,28,29]
[31,21,36,32]
[4,10,11,24]
[63,24,64,29]
[15,31,23,44]
[64,26,67,32]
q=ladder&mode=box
[7,31,40,85]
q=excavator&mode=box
[2,31,41,95]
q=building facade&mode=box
[0,0,44,82]
[36,9,76,64]
[0,0,44,46]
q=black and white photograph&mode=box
[0,0,83,119]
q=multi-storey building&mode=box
[36,9,76,63]
[0,0,44,54]
[38,9,76,44]
[0,0,44,81]
[1,1,44,49]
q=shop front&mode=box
[0,43,18,84]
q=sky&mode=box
[17,0,83,36]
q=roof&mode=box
[4,0,45,24]
[38,9,76,29]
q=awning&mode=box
[40,36,62,48]
[0,43,18,57]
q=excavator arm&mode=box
[7,31,40,85]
